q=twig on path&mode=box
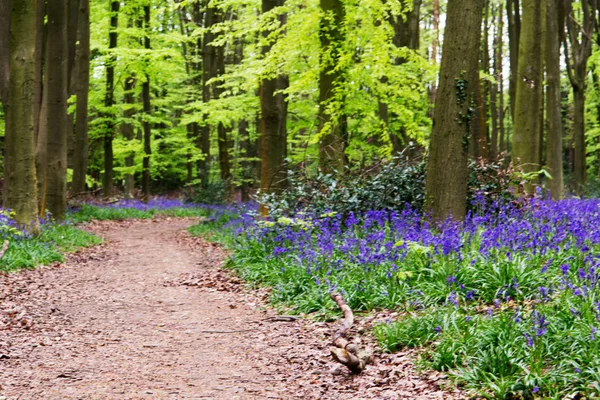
[199,328,256,334]
[329,292,373,374]
[0,241,9,260]
[261,316,300,322]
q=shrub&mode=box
[259,152,520,217]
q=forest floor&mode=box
[0,218,465,399]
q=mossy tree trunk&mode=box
[259,0,289,216]
[512,0,545,193]
[4,0,40,230]
[424,0,484,221]
[318,0,345,174]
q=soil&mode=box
[0,218,466,399]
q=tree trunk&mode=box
[72,0,90,194]
[545,1,563,199]
[4,0,40,229]
[513,0,545,193]
[239,119,252,202]
[142,4,151,200]
[490,4,501,160]
[318,0,345,173]
[0,0,11,107]
[103,0,119,198]
[43,0,68,220]
[259,0,288,215]
[573,86,586,187]
[563,0,597,191]
[429,0,439,105]
[424,0,484,221]
[385,0,421,154]
[121,75,136,197]
[506,0,521,121]
[200,3,216,187]
[214,31,231,184]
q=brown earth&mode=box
[0,218,466,399]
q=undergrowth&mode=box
[187,197,600,399]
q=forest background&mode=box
[0,0,599,223]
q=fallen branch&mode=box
[0,241,9,260]
[262,315,300,322]
[199,328,255,334]
[329,292,372,374]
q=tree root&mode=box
[329,292,373,374]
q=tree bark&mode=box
[429,0,439,105]
[545,1,563,199]
[259,0,288,215]
[200,3,216,187]
[424,0,484,221]
[506,0,521,121]
[121,75,136,197]
[490,4,502,160]
[318,0,345,173]
[513,0,545,193]
[103,0,119,198]
[142,4,152,200]
[0,0,12,107]
[383,0,421,154]
[214,30,231,184]
[43,0,68,220]
[71,0,90,194]
[4,0,40,229]
[564,0,597,191]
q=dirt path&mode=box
[0,219,464,400]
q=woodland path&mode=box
[0,218,464,400]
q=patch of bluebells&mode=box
[229,196,600,397]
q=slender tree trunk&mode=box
[33,0,45,152]
[259,0,288,215]
[506,0,521,121]
[430,0,439,105]
[142,4,151,200]
[1,0,13,198]
[545,0,563,199]
[490,4,501,160]
[4,0,40,229]
[121,76,136,197]
[103,1,119,197]
[564,0,597,191]
[214,33,231,183]
[498,4,506,155]
[318,0,345,173]
[0,0,11,107]
[72,0,90,194]
[385,0,421,154]
[573,87,586,186]
[513,0,545,193]
[425,0,485,221]
[42,0,68,220]
[239,119,251,202]
[200,3,216,187]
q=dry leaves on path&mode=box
[0,218,466,399]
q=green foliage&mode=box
[259,152,519,217]
[69,203,210,223]
[0,224,102,273]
